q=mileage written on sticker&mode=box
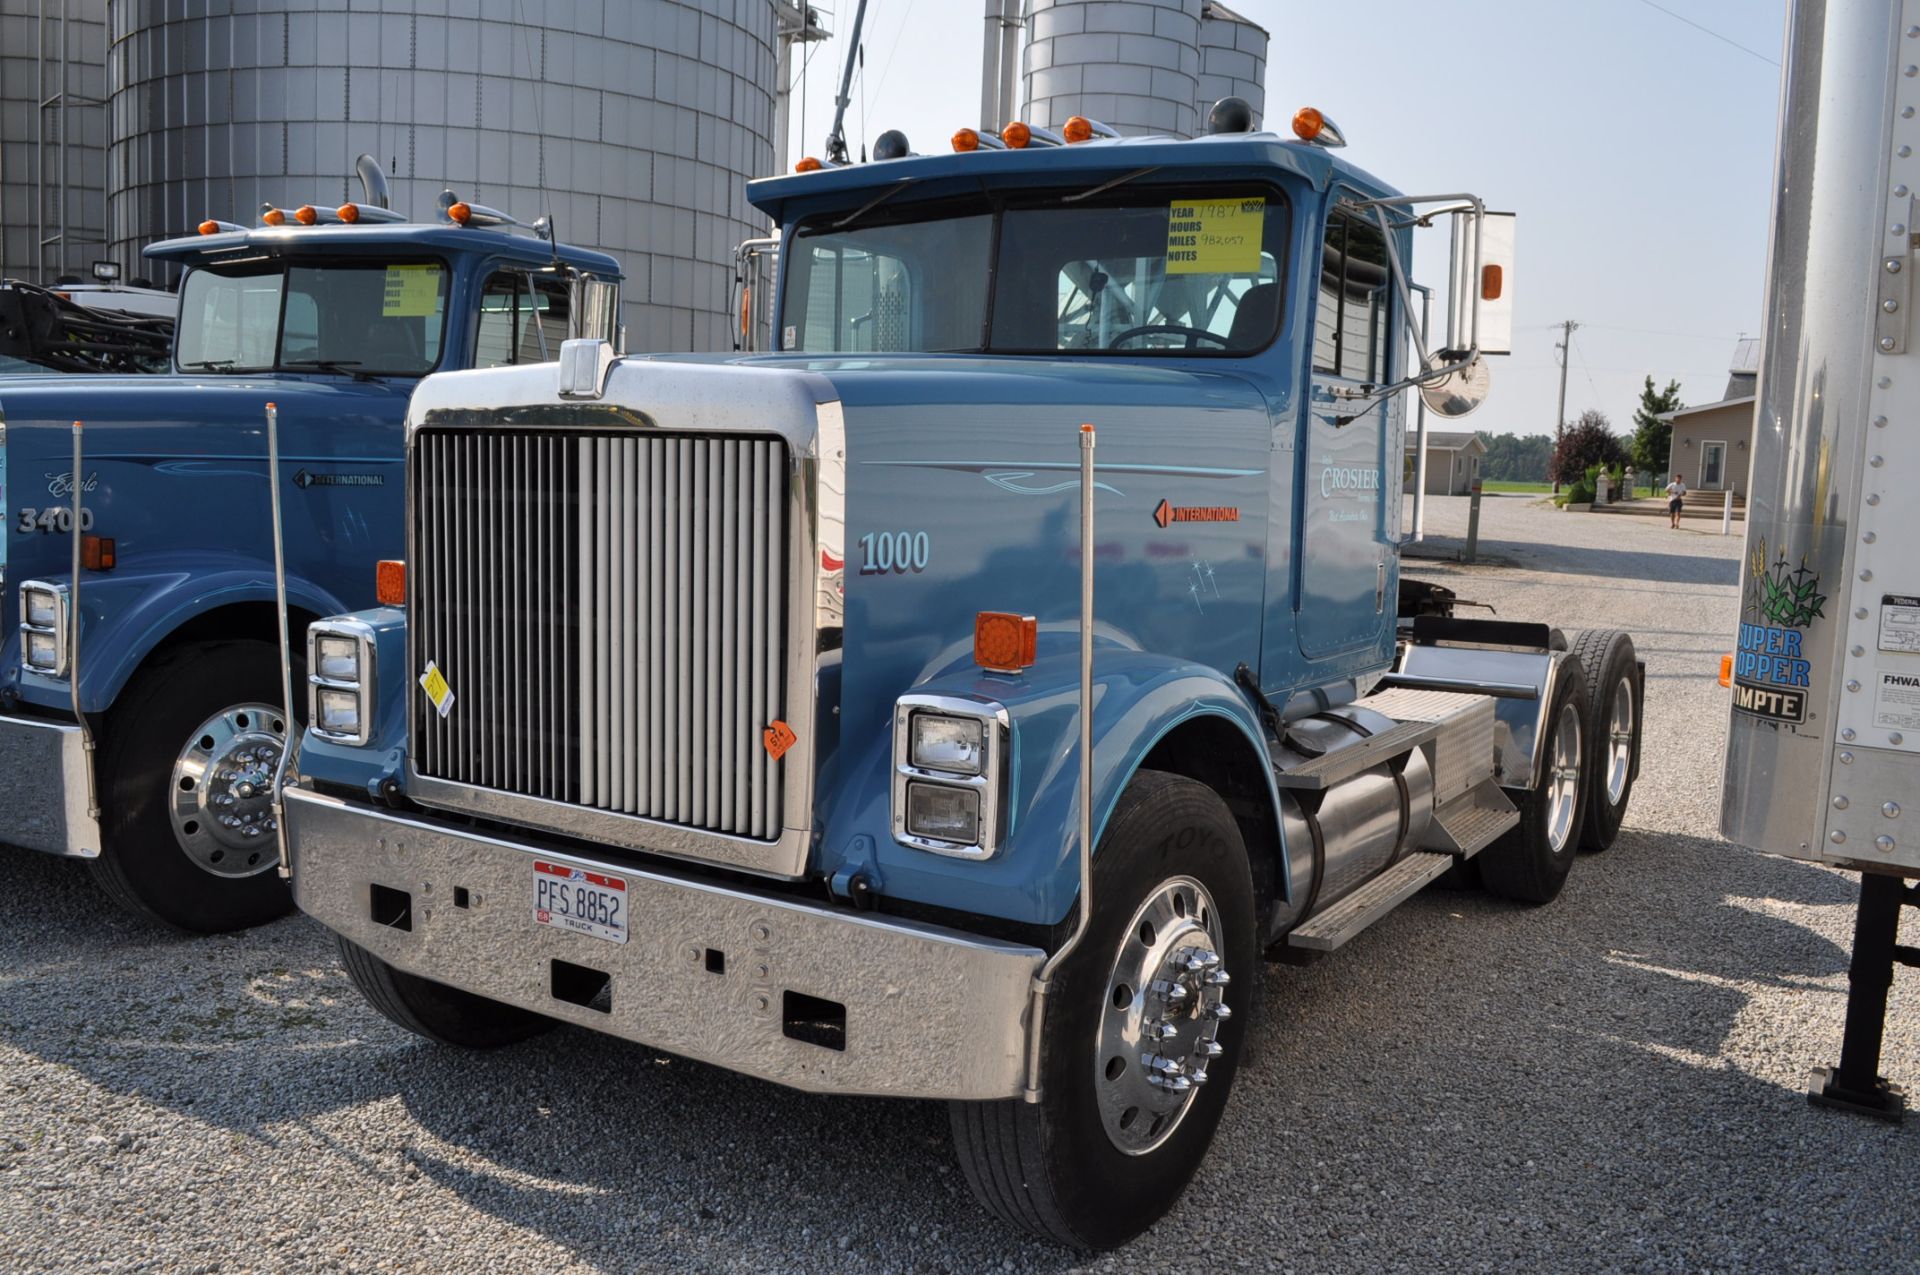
[382,264,440,317]
[1166,198,1264,275]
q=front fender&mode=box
[820,641,1284,928]
[295,605,409,797]
[13,551,350,713]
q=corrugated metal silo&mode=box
[1,0,109,283]
[104,0,778,352]
[1022,0,1203,139]
[1197,2,1267,129]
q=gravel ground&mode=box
[2,494,1914,1273]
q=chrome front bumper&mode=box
[0,712,100,857]
[285,787,1044,1100]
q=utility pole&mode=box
[1552,318,1579,492]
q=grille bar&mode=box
[413,429,787,842]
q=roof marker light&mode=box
[1290,106,1348,148]
[952,128,980,153]
[1063,116,1094,143]
[295,205,319,225]
[338,203,360,223]
[1002,122,1032,149]
[795,156,824,172]
[198,220,221,235]
[262,208,287,226]
[447,201,472,224]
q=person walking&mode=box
[1665,472,1688,529]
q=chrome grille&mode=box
[411,429,789,841]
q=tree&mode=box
[1549,409,1627,485]
[1476,432,1555,483]
[1628,375,1685,485]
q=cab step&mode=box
[1285,851,1456,952]
[1423,779,1519,855]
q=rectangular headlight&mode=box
[23,586,59,630]
[910,713,984,775]
[23,630,60,673]
[314,634,361,683]
[905,782,981,845]
[316,687,363,738]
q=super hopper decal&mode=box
[1732,537,1827,726]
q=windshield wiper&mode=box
[282,359,378,382]
[180,359,236,371]
[831,177,920,230]
[1059,166,1162,204]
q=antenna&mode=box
[824,0,871,165]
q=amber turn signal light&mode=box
[975,612,1038,674]
[81,536,115,572]
[1718,653,1733,688]
[376,560,407,607]
[1292,106,1325,142]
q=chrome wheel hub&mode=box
[169,703,288,878]
[1095,875,1230,1156]
[1545,700,1583,854]
[1604,678,1634,805]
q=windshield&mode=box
[176,259,449,376]
[783,188,1289,356]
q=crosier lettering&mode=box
[1319,466,1381,498]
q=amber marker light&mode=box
[338,202,361,223]
[262,208,287,226]
[198,220,220,235]
[975,612,1038,674]
[1482,264,1504,300]
[447,201,472,224]
[952,128,981,153]
[794,156,824,173]
[376,560,407,607]
[1063,116,1094,143]
[294,205,319,225]
[1002,121,1032,149]
[1718,654,1734,688]
[81,535,115,572]
[1292,106,1326,142]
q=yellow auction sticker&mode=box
[419,660,455,718]
[1166,198,1264,274]
[382,265,440,317]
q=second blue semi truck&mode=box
[277,107,1643,1247]
[0,171,620,932]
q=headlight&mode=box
[892,694,1006,859]
[23,630,60,673]
[905,781,981,844]
[314,634,361,682]
[910,713,984,775]
[316,687,362,737]
[18,581,68,677]
[306,620,375,746]
[23,587,58,630]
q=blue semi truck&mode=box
[278,107,1644,1247]
[0,176,620,933]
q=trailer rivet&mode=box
[1847,679,1862,692]
[1882,337,1898,351]
[1892,732,1907,746]
[1903,146,1915,159]
[1877,835,1897,852]
[1907,106,1918,119]
[1831,829,1848,845]
[1906,66,1918,78]
[1861,569,1875,581]
[1885,299,1901,313]
[1864,534,1878,546]
[1874,414,1889,426]
[1843,728,1858,741]
[1839,750,1855,765]
[1834,795,1851,810]
[1870,454,1885,467]
[684,945,701,964]
[1853,644,1867,657]
[1867,494,1882,506]
[1891,262,1907,277]
[1899,183,1913,195]
[1884,802,1901,819]
[1908,24,1919,36]
[1858,607,1872,619]
[751,921,772,942]
[1879,376,1894,388]
[753,994,770,1013]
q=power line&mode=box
[1630,0,1779,68]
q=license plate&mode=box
[532,860,629,945]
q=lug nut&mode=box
[1180,949,1222,973]
[1204,970,1231,986]
[1196,1039,1224,1058]
[1206,1003,1232,1021]
[1149,1020,1179,1041]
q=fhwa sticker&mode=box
[419,661,456,718]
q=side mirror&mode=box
[572,277,619,344]
[1447,210,1516,357]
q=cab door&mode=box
[1299,198,1399,661]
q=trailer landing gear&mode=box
[1808,871,1918,1123]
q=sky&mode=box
[783,0,1788,441]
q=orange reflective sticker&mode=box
[764,720,797,760]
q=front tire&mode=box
[88,640,297,932]
[1479,659,1588,905]
[338,936,553,1048]
[949,770,1257,1249]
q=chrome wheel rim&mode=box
[1604,678,1634,805]
[1095,875,1230,1156]
[1546,701,1583,854]
[169,702,288,879]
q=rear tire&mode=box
[1567,629,1640,851]
[1480,660,1588,905]
[338,935,553,1048]
[949,770,1257,1249]
[88,640,296,932]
